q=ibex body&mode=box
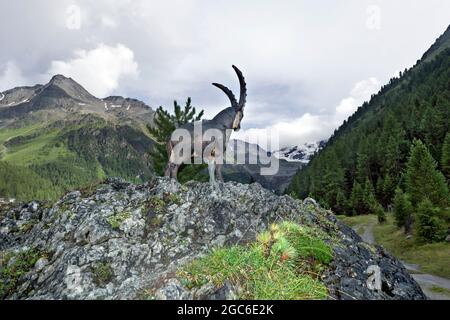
[164,65,247,184]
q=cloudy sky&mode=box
[1,1,449,149]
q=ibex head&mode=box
[212,65,247,131]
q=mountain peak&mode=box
[273,140,327,163]
[49,74,70,82]
[39,74,98,103]
[47,74,84,90]
[0,73,155,127]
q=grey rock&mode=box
[29,201,39,212]
[34,258,48,272]
[303,197,319,207]
[154,279,189,300]
[0,178,426,300]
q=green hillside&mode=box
[0,114,154,202]
[288,29,450,243]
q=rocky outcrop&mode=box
[0,178,425,300]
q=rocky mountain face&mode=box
[0,178,425,300]
[0,74,155,129]
[273,140,327,164]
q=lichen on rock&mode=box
[0,177,425,300]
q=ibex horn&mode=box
[232,65,246,110]
[212,82,238,109]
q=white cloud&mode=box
[101,15,117,28]
[334,77,380,123]
[1,0,449,148]
[233,113,327,151]
[235,77,381,149]
[46,43,138,97]
[0,61,27,91]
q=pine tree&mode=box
[441,132,450,180]
[363,177,377,214]
[349,182,364,215]
[334,190,348,215]
[375,176,384,205]
[404,139,449,208]
[378,113,408,178]
[355,140,371,183]
[374,202,386,223]
[147,98,204,177]
[420,105,449,161]
[415,198,447,243]
[320,150,345,209]
[393,188,413,233]
[381,174,396,207]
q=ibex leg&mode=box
[164,140,174,178]
[216,163,223,182]
[164,162,171,177]
[207,158,216,185]
[170,163,180,180]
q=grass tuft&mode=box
[147,197,166,214]
[0,248,45,298]
[178,221,332,300]
[91,262,114,286]
[107,211,131,229]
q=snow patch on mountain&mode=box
[273,140,327,164]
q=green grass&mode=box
[0,124,44,159]
[336,214,377,227]
[165,193,182,205]
[147,197,166,214]
[373,214,450,278]
[429,286,450,295]
[2,128,76,166]
[0,124,44,145]
[107,211,131,229]
[178,221,332,300]
[336,214,450,279]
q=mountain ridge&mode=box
[421,24,450,63]
[0,75,155,129]
[288,25,450,218]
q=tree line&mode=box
[288,48,450,243]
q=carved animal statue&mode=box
[164,65,247,184]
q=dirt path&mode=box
[354,222,376,244]
[401,261,450,300]
[354,222,450,300]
